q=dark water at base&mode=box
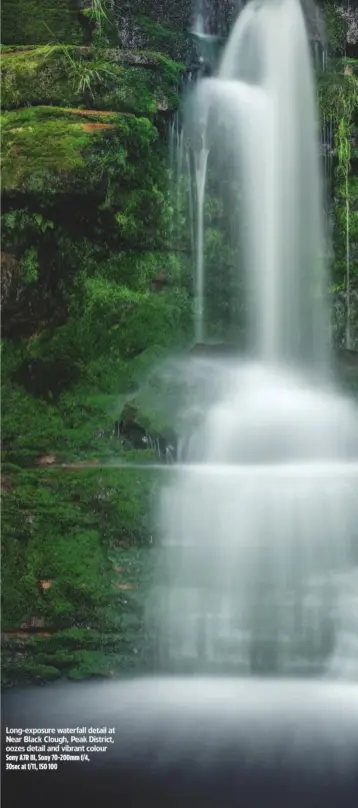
[2,677,358,808]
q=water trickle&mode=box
[186,149,196,258]
[169,112,184,246]
[194,143,210,342]
[150,0,358,678]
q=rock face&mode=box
[109,0,238,63]
[338,3,358,53]
[332,283,358,352]
[108,0,195,66]
[334,346,358,368]
[189,341,239,357]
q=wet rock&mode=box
[334,347,358,369]
[338,4,358,55]
[117,402,176,461]
[332,283,358,352]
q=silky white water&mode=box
[194,144,210,342]
[149,0,358,677]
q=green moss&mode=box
[2,277,191,392]
[1,46,83,109]
[1,46,183,113]
[33,628,122,650]
[58,277,191,361]
[110,62,179,114]
[1,106,158,194]
[100,251,185,291]
[1,465,156,684]
[112,50,185,111]
[1,107,91,191]
[1,518,111,630]
[1,0,83,46]
[1,661,61,685]
[114,289,192,358]
[1,462,157,633]
[1,620,153,684]
[66,651,120,679]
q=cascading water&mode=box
[194,139,210,342]
[169,112,185,248]
[148,0,358,677]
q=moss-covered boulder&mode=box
[1,106,158,193]
[1,46,184,113]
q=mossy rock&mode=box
[0,643,147,685]
[1,105,157,193]
[65,650,137,679]
[111,4,194,62]
[1,0,84,46]
[12,281,192,381]
[32,628,122,652]
[107,49,185,111]
[1,46,87,109]
[1,539,155,685]
[2,106,98,192]
[33,649,130,677]
[1,45,183,113]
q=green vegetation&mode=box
[1,0,190,686]
[318,48,358,347]
[321,3,346,54]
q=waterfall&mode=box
[148,0,358,679]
